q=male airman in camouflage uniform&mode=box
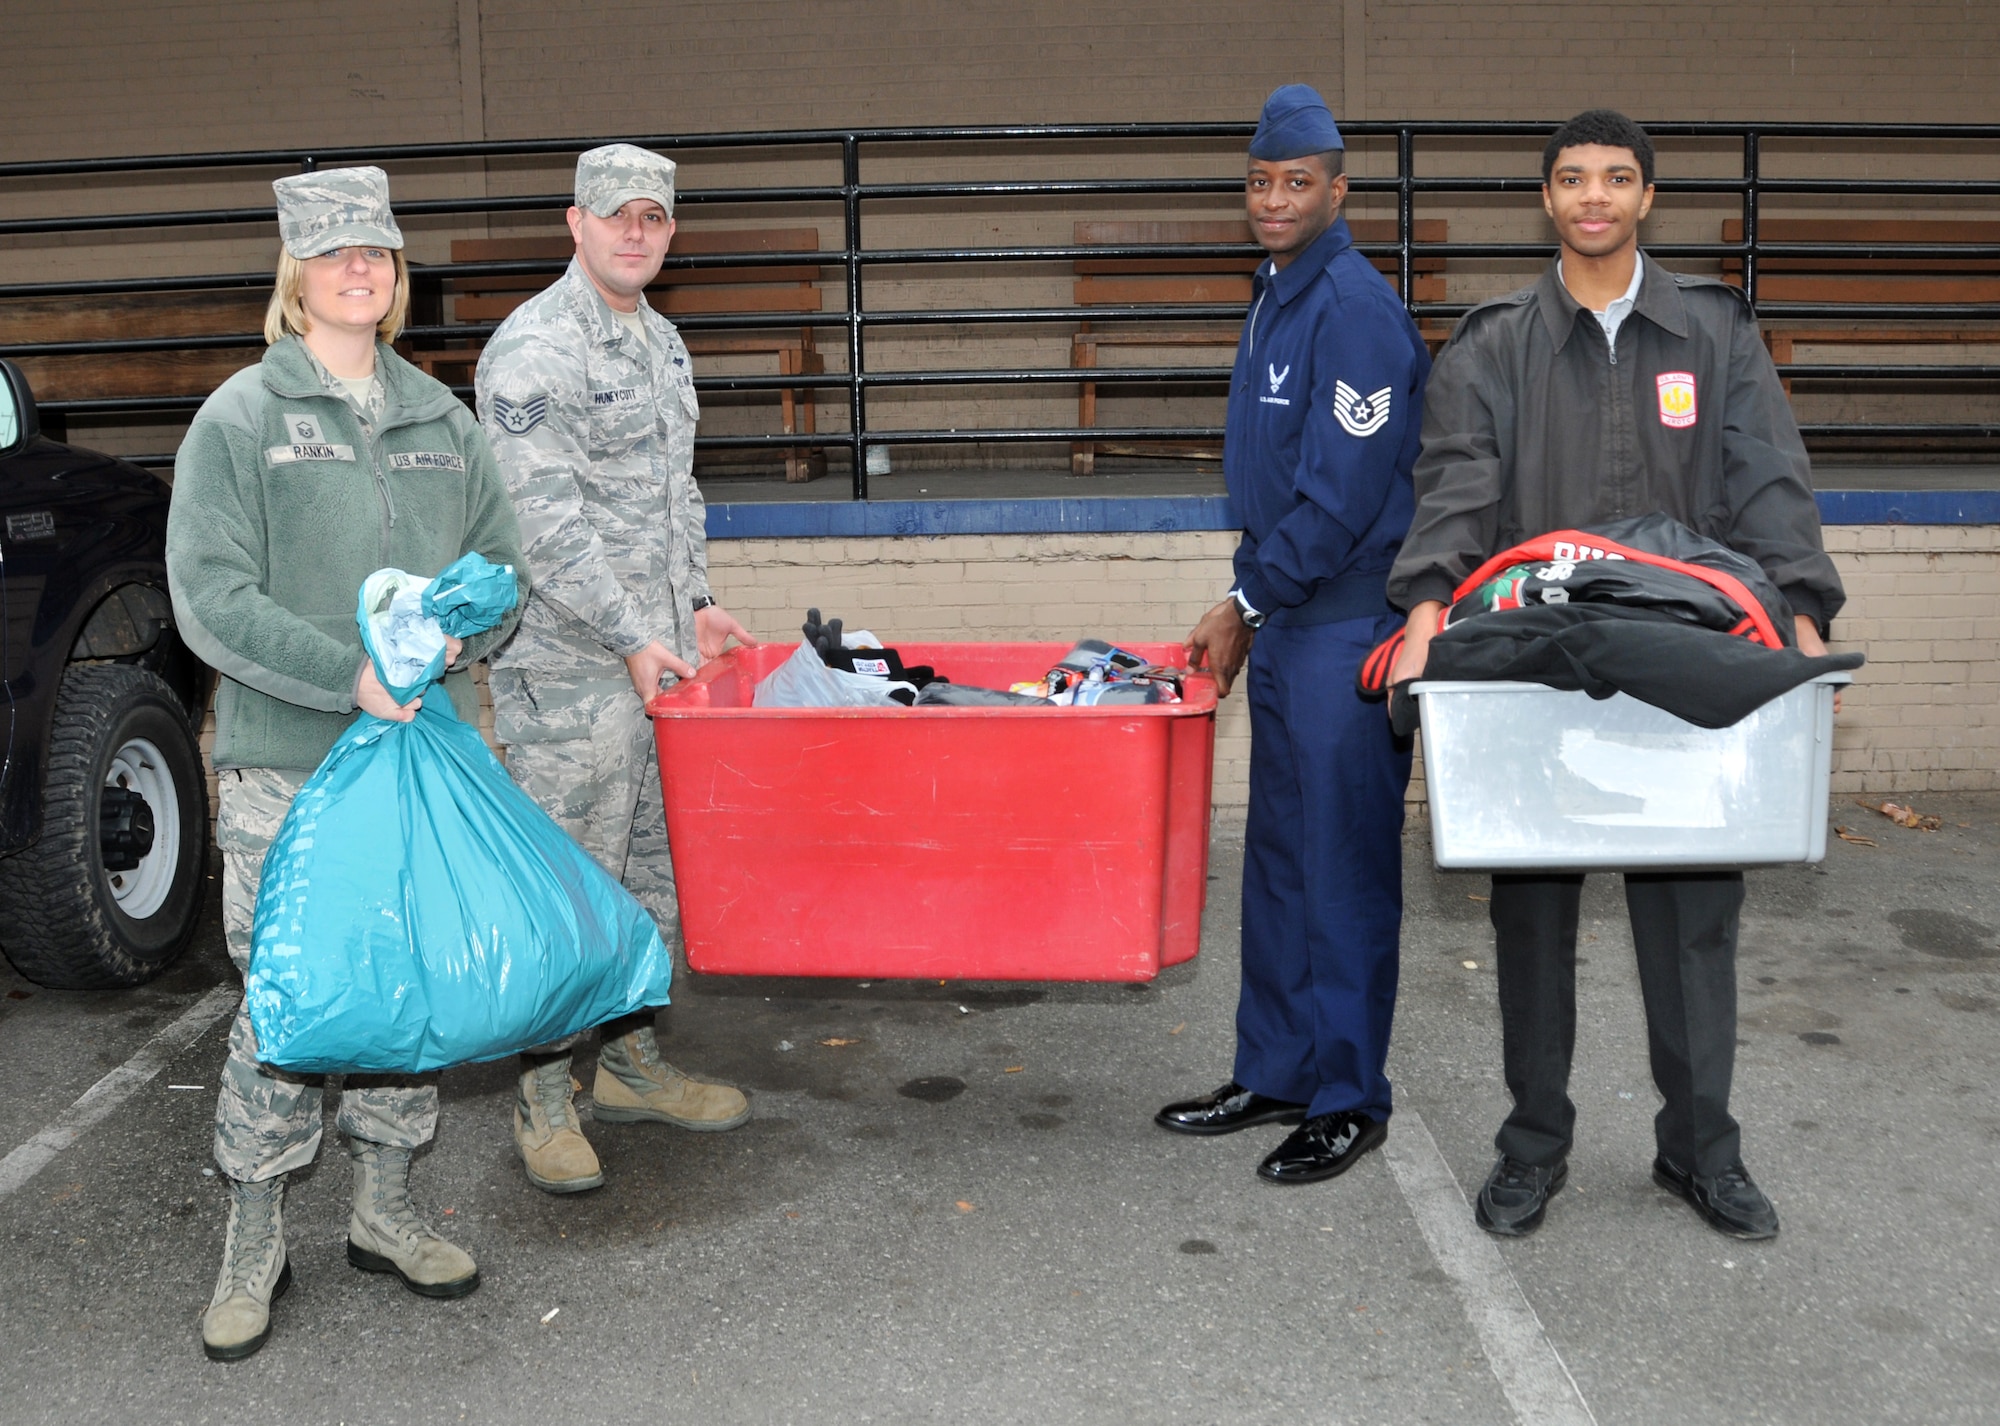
[477,144,758,1194]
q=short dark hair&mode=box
[1541,110,1655,188]
[1315,149,1345,179]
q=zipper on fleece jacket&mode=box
[358,415,397,558]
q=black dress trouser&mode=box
[1489,871,1746,1178]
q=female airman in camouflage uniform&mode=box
[167,167,525,1359]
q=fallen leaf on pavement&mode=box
[1169,1022,1186,1035]
[1467,894,1490,903]
[819,1037,860,1047]
[1834,826,1877,847]
[1861,799,1943,831]
[955,1200,976,1213]
[1003,1065,1024,1073]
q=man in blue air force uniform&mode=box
[1158,85,1431,1184]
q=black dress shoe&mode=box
[1255,1111,1387,1184]
[1155,1082,1308,1136]
[1653,1157,1780,1240]
[1475,1156,1568,1237]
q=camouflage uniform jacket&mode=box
[476,258,708,742]
[167,336,526,772]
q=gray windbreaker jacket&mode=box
[1386,258,1844,632]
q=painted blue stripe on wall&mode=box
[706,495,1238,539]
[1813,489,2000,525]
[705,490,2000,540]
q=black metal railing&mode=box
[2,120,1998,497]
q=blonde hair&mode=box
[263,246,410,345]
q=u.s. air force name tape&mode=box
[267,442,356,464]
[388,451,467,472]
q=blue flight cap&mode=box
[1249,84,1344,160]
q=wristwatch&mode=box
[690,595,716,614]
[1230,589,1266,630]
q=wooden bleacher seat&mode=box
[411,229,829,482]
[1721,219,2000,384]
[0,289,267,425]
[1068,219,1448,474]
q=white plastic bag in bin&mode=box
[752,640,910,708]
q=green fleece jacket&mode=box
[167,336,526,771]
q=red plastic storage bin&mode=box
[646,641,1217,981]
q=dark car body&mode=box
[0,361,208,846]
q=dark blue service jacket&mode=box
[1225,218,1430,624]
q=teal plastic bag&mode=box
[354,551,522,703]
[424,549,523,639]
[247,557,672,1073]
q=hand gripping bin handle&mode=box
[646,641,1219,982]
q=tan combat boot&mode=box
[200,1174,292,1362]
[346,1141,480,1298]
[514,1055,603,1193]
[593,1025,750,1131]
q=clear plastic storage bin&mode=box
[1412,673,1849,870]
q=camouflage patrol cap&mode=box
[575,144,677,219]
[272,166,404,258]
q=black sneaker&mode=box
[1652,1157,1779,1240]
[1474,1155,1568,1237]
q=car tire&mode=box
[0,663,207,988]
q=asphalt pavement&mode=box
[1,793,1996,1425]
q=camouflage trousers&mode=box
[212,766,439,1183]
[496,677,678,1055]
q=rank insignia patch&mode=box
[492,394,550,436]
[1656,372,1698,429]
[1333,381,1393,438]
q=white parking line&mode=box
[0,982,237,1199]
[1385,1109,1599,1426]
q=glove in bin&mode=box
[646,641,1217,981]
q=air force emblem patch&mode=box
[492,394,550,436]
[1333,380,1393,438]
[1268,363,1290,394]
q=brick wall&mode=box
[195,525,1988,827]
[1365,1,2000,123]
[699,524,1998,810]
[1822,525,2000,794]
[703,530,1255,807]
[5,3,1996,459]
[7,1,1994,167]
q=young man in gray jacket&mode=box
[1387,110,1845,1242]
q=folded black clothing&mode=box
[914,683,1050,708]
[822,644,905,677]
[1443,512,1797,647]
[1448,554,1779,638]
[1389,604,1864,737]
[1052,638,1151,677]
